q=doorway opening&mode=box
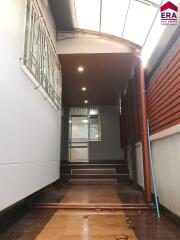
[68,107,101,162]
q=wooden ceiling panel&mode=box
[60,53,135,106]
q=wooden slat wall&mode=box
[120,93,129,147]
[120,74,142,147]
[132,70,141,142]
[147,47,180,135]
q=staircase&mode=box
[60,160,129,185]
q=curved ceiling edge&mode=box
[57,28,141,50]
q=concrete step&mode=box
[61,160,125,165]
[61,164,128,174]
[61,173,129,184]
[68,179,117,185]
[60,160,129,185]
[71,168,116,174]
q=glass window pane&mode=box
[123,1,157,45]
[69,107,101,141]
[89,107,98,115]
[71,116,89,142]
[101,0,130,37]
[75,0,100,31]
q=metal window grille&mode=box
[23,0,61,108]
[89,116,100,141]
[89,107,101,141]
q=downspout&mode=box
[138,56,152,203]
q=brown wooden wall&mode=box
[147,46,180,135]
[120,73,141,147]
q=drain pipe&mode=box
[138,56,152,203]
[147,119,160,218]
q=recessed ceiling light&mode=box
[84,100,88,104]
[77,66,84,72]
[69,120,72,123]
[82,87,87,91]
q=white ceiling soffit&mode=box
[56,30,140,54]
[56,36,132,54]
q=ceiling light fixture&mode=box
[84,100,88,104]
[77,66,84,72]
[82,87,87,91]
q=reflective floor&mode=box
[33,183,146,204]
[0,184,180,240]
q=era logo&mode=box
[160,1,178,21]
[161,12,177,19]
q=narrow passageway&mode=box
[0,1,180,239]
[1,183,180,240]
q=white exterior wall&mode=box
[135,125,180,217]
[56,37,132,54]
[135,143,144,189]
[0,0,61,211]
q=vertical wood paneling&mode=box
[147,47,180,134]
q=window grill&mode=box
[23,0,61,108]
[89,116,101,141]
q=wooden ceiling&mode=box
[60,53,135,106]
